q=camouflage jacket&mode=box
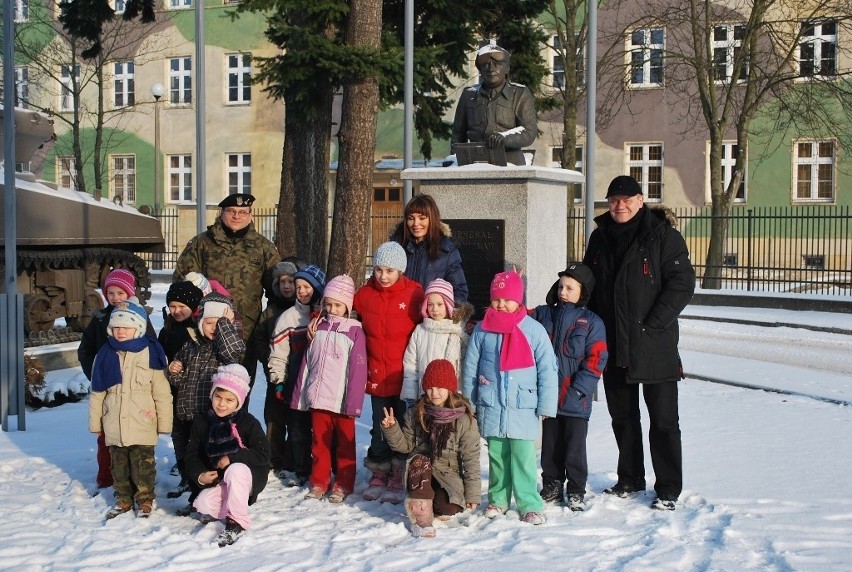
[174,219,280,341]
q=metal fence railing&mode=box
[139,205,852,294]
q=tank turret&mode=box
[0,107,164,345]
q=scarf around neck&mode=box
[480,307,534,371]
[205,407,246,462]
[91,334,168,392]
[425,404,467,459]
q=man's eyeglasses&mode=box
[224,208,252,219]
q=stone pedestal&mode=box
[401,165,583,310]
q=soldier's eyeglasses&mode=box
[224,208,252,218]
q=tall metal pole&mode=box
[402,0,414,203]
[151,85,163,212]
[2,0,25,431]
[584,0,598,245]
[195,0,207,235]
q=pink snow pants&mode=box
[193,462,253,529]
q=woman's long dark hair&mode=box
[401,194,443,260]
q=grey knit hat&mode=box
[373,241,407,273]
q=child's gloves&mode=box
[275,383,286,401]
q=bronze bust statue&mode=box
[451,44,537,166]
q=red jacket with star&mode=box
[353,275,424,397]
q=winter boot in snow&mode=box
[566,493,586,512]
[167,480,190,499]
[362,458,391,501]
[379,459,406,504]
[406,499,436,538]
[137,499,154,518]
[105,499,133,520]
[540,478,564,503]
[216,518,245,547]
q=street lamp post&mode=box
[151,83,164,213]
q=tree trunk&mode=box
[702,200,731,290]
[276,96,334,266]
[327,0,382,283]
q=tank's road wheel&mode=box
[67,288,105,332]
[25,294,55,334]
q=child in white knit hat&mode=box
[88,298,172,519]
[167,292,245,510]
[353,242,424,503]
[184,364,271,547]
[401,278,473,404]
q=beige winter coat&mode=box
[383,406,481,507]
[88,348,173,447]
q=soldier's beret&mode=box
[218,193,256,208]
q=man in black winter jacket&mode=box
[582,175,695,511]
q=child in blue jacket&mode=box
[461,270,558,525]
[530,263,608,511]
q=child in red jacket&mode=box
[353,241,424,504]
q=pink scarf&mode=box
[480,307,534,371]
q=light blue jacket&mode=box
[461,316,558,441]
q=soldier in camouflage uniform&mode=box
[174,194,280,384]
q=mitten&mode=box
[275,383,286,401]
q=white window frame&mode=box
[59,64,80,112]
[550,35,584,90]
[705,141,746,203]
[168,154,193,203]
[793,139,835,202]
[626,143,664,201]
[226,53,252,104]
[15,66,29,109]
[169,0,192,9]
[169,57,192,105]
[56,156,76,191]
[712,24,748,84]
[15,0,29,22]
[113,61,135,108]
[798,20,837,79]
[628,27,664,88]
[111,154,136,204]
[226,153,252,196]
[112,0,126,14]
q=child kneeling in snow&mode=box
[381,359,481,538]
[184,364,271,546]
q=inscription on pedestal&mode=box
[445,219,504,319]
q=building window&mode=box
[802,254,825,269]
[627,143,663,200]
[169,57,192,105]
[551,35,584,90]
[15,0,29,22]
[713,24,747,83]
[723,253,738,267]
[56,156,75,191]
[629,27,664,87]
[113,0,126,14]
[793,140,834,201]
[168,154,193,202]
[226,54,251,104]
[799,21,836,78]
[169,0,192,8]
[226,153,252,195]
[15,67,29,109]
[111,155,136,204]
[59,64,80,112]
[706,141,746,203]
[113,61,135,108]
[550,145,583,172]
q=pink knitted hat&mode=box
[324,274,356,314]
[490,270,524,305]
[103,268,136,298]
[210,363,251,410]
[421,278,455,318]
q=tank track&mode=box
[1,247,153,348]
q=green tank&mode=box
[0,107,164,345]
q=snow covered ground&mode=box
[2,282,851,570]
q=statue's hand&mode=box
[486,132,505,149]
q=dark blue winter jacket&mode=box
[530,302,608,420]
[393,222,469,303]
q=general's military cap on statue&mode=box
[218,193,256,208]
